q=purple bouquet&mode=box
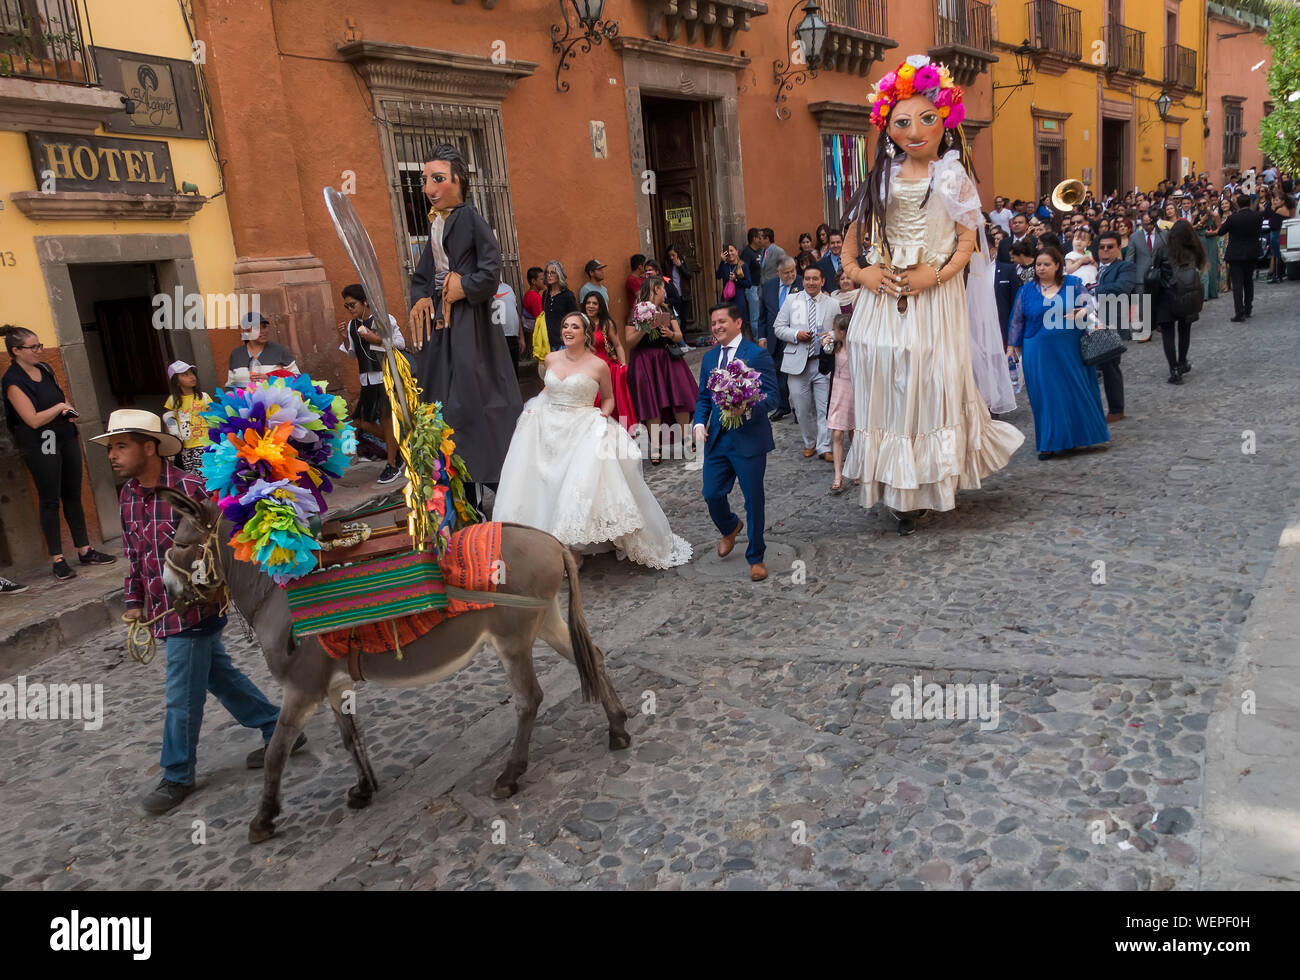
[706,357,764,429]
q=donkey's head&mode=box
[158,485,227,610]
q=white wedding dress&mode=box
[492,369,693,569]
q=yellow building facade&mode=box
[988,0,1209,203]
[0,0,236,560]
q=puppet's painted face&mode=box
[887,95,944,162]
[423,160,463,209]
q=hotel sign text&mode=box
[27,132,177,194]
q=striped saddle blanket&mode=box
[285,522,501,657]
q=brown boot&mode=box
[718,518,743,558]
[749,562,768,582]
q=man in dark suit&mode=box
[1129,212,1166,340]
[1221,193,1265,321]
[997,213,1036,263]
[409,143,522,501]
[757,256,800,420]
[1093,231,1138,422]
[993,256,1021,347]
[815,230,844,286]
[693,303,779,582]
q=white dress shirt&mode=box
[339,313,405,386]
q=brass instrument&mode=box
[1050,178,1086,213]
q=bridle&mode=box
[164,514,229,615]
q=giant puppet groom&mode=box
[692,302,779,582]
[409,143,522,503]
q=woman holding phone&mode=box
[2,325,116,581]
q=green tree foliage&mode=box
[1260,3,1300,172]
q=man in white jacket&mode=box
[773,265,839,461]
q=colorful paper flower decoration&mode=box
[201,374,354,584]
[867,53,965,132]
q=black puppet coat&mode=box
[410,203,522,486]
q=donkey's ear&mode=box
[155,485,202,521]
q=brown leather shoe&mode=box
[820,452,833,461]
[1106,412,1124,423]
[717,518,743,558]
[749,562,767,582]
[803,448,815,458]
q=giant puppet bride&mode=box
[840,54,1024,534]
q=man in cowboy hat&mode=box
[92,410,304,814]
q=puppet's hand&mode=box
[443,271,465,309]
[409,296,435,348]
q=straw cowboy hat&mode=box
[90,408,183,458]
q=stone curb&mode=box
[0,587,128,677]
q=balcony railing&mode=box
[1026,0,1081,61]
[1104,22,1144,75]
[935,0,993,54]
[821,0,888,38]
[0,0,96,85]
[1163,43,1196,90]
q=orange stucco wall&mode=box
[192,0,995,381]
[1204,16,1273,180]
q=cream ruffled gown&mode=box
[843,171,1025,512]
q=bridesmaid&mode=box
[583,292,638,432]
[625,277,696,463]
[1007,246,1109,460]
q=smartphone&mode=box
[64,408,80,420]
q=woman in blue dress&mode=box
[1007,246,1110,460]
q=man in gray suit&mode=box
[760,228,787,284]
[1128,212,1166,340]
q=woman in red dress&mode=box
[582,292,638,432]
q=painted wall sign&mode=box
[666,206,693,231]
[27,132,177,194]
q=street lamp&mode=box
[551,0,619,93]
[993,39,1035,91]
[1155,90,1172,120]
[773,0,829,120]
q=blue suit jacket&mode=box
[693,338,778,457]
[758,278,800,346]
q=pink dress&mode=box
[826,344,854,431]
[592,329,638,432]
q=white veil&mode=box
[933,152,1017,414]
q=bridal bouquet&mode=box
[706,357,764,429]
[632,300,660,340]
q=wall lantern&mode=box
[774,1,830,120]
[551,0,619,93]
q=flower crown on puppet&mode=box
[867,54,965,132]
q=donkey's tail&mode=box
[559,545,604,704]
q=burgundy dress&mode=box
[592,328,638,432]
[628,330,697,425]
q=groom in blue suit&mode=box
[692,302,779,581]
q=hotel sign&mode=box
[27,132,177,194]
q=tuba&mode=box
[1050,178,1086,213]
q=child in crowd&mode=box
[1065,227,1098,288]
[825,314,854,495]
[162,360,213,473]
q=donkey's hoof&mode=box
[248,819,276,844]
[609,731,632,751]
[491,779,519,800]
[346,783,374,809]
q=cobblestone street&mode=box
[2,280,1298,890]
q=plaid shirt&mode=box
[121,461,222,639]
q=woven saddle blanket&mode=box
[293,522,501,658]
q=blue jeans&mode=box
[161,624,279,785]
[745,285,760,332]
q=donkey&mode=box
[154,486,631,843]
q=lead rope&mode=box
[123,608,170,665]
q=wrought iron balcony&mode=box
[1104,22,1144,76]
[929,0,996,87]
[1026,0,1081,74]
[819,0,895,76]
[0,0,96,85]
[1163,43,1196,91]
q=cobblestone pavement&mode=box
[2,280,1298,890]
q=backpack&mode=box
[1166,262,1203,319]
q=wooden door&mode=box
[643,97,717,330]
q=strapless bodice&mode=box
[544,369,600,409]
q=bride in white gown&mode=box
[492,311,693,569]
